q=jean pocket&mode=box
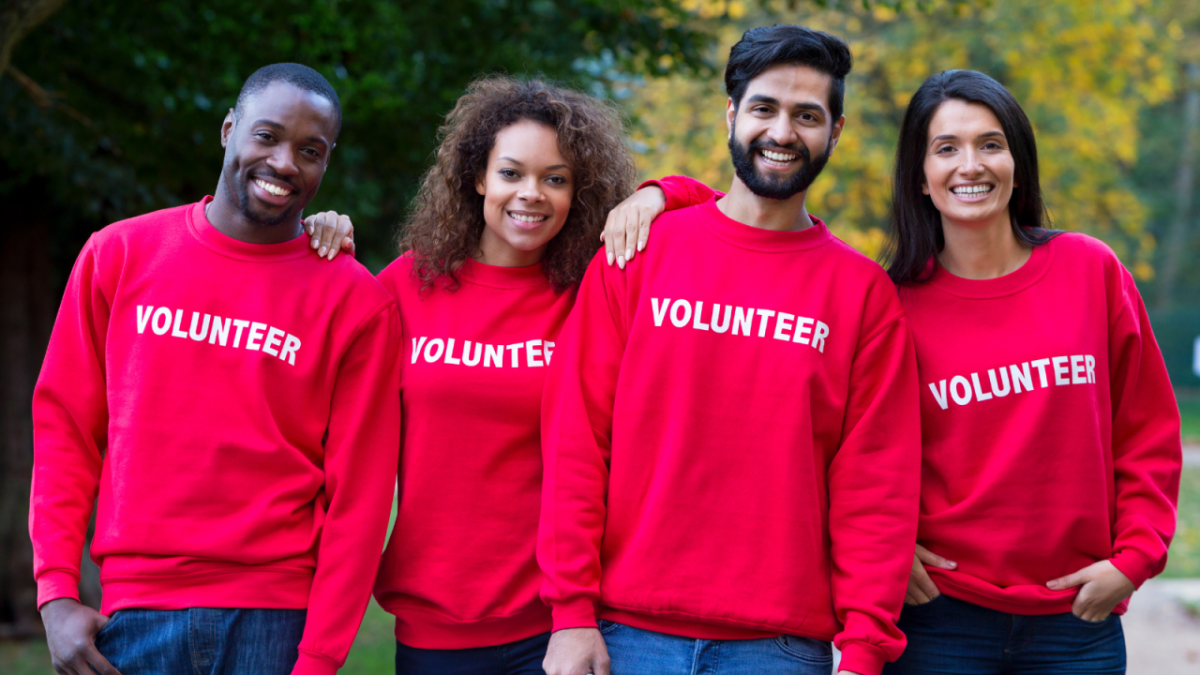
[773,635,833,664]
[93,610,122,643]
[597,619,624,636]
[904,593,949,611]
[1066,611,1112,626]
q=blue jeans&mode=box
[93,608,306,675]
[600,620,832,675]
[885,594,1126,675]
[394,631,551,674]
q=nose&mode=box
[767,111,799,147]
[516,175,544,202]
[265,144,300,178]
[957,147,984,177]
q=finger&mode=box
[623,213,638,263]
[915,546,957,570]
[603,216,616,265]
[82,645,122,675]
[611,215,628,269]
[303,216,314,236]
[636,211,652,253]
[1047,572,1084,590]
[318,213,338,258]
[594,654,612,675]
[340,236,354,253]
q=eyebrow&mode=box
[931,130,1006,143]
[744,94,827,115]
[499,156,571,171]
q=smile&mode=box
[508,211,548,223]
[254,179,293,197]
[759,149,799,168]
[951,184,994,196]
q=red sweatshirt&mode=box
[898,233,1181,615]
[31,198,402,675]
[373,255,572,648]
[538,195,922,675]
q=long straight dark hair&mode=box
[883,70,1060,284]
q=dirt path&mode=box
[1125,579,1200,674]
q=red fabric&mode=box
[898,232,1181,615]
[538,195,921,675]
[373,255,572,649]
[31,198,402,672]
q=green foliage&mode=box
[1163,468,1200,578]
[0,0,716,269]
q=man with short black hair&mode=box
[31,63,401,675]
[539,26,921,675]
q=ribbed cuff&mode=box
[550,597,597,632]
[837,640,888,675]
[36,571,80,610]
[1109,549,1157,589]
[290,649,339,675]
[637,177,686,211]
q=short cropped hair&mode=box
[724,25,853,122]
[235,63,342,134]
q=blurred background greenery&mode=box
[1,0,1198,671]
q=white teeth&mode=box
[255,179,291,197]
[761,150,798,162]
[952,185,993,196]
[509,212,548,223]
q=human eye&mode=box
[983,140,1004,150]
[255,131,275,141]
[499,168,519,179]
[302,147,322,159]
[546,175,569,186]
[935,143,956,154]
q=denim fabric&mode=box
[600,620,832,675]
[394,631,551,675]
[885,594,1126,675]
[93,607,306,675]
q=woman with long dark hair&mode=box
[874,69,1181,674]
[608,68,1181,675]
[309,75,638,675]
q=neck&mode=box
[716,177,813,232]
[207,176,303,245]
[938,211,1031,280]
[475,234,545,268]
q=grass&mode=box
[1178,388,1200,444]
[1163,467,1200,578]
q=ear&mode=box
[475,173,486,197]
[726,98,736,140]
[221,109,235,149]
[921,178,930,196]
[827,115,846,155]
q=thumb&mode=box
[95,612,111,631]
[915,545,957,570]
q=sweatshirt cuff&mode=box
[550,597,598,632]
[836,640,889,675]
[290,649,339,675]
[36,571,80,609]
[1109,549,1158,589]
[637,177,686,212]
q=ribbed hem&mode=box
[837,640,889,675]
[927,569,1077,615]
[291,649,339,675]
[36,570,81,609]
[100,567,312,614]
[550,597,597,632]
[390,603,552,649]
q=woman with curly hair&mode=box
[309,75,637,674]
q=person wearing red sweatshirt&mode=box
[538,26,921,675]
[624,70,1182,675]
[307,77,641,675]
[30,64,402,675]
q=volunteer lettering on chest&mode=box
[135,304,302,366]
[649,297,830,353]
[927,353,1097,410]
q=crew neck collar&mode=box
[700,196,832,253]
[927,236,1054,299]
[458,257,549,289]
[187,196,312,262]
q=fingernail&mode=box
[311,238,319,249]
[638,242,645,252]
[625,248,633,260]
[319,246,327,256]
[949,562,957,568]
[607,252,614,265]
[617,256,625,269]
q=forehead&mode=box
[928,99,1003,136]
[240,81,338,135]
[490,120,567,167]
[740,63,833,110]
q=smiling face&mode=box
[922,99,1016,232]
[474,120,573,267]
[726,64,844,200]
[219,81,337,227]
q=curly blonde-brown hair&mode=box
[400,76,638,292]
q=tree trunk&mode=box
[1157,61,1200,309]
[0,213,53,639]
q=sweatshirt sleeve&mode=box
[639,175,721,211]
[1105,270,1181,589]
[537,252,627,631]
[30,236,109,609]
[292,303,403,675]
[827,310,922,675]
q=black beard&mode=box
[229,169,297,227]
[728,133,830,201]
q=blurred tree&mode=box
[0,0,720,638]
